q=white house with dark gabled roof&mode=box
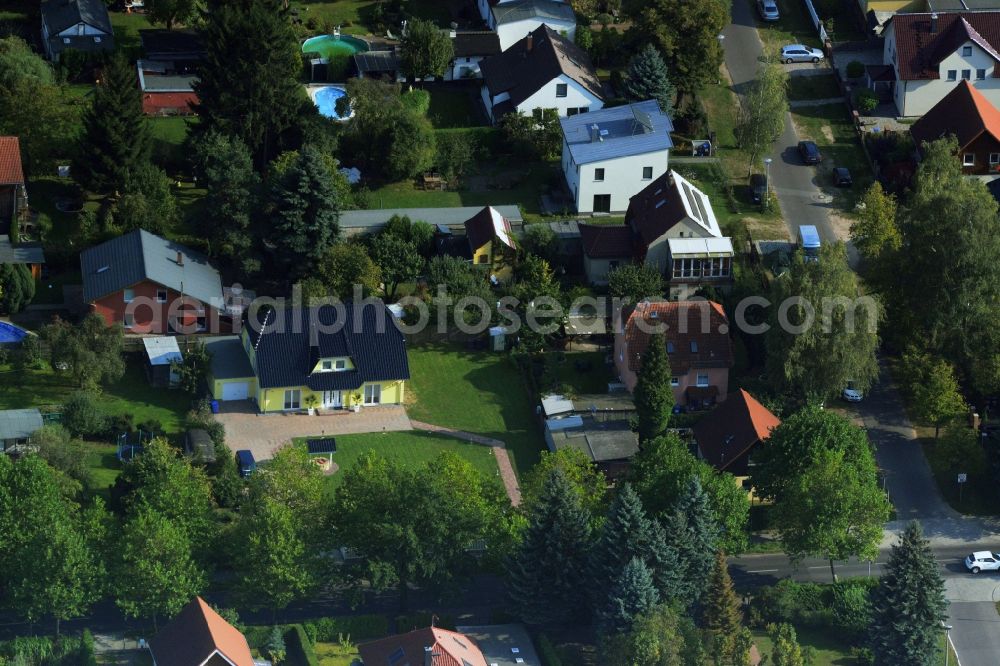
[561,100,674,214]
[40,0,114,61]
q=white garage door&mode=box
[221,382,249,401]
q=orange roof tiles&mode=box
[148,597,254,666]
[910,80,1000,151]
[621,300,733,375]
[0,137,24,186]
[693,389,781,474]
[359,627,489,666]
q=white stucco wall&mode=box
[484,73,602,123]
[447,55,486,81]
[497,18,576,50]
[58,22,105,37]
[564,150,670,214]
[643,217,710,273]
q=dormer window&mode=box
[321,360,333,371]
[963,45,973,56]
[320,359,348,372]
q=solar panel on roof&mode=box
[633,108,654,133]
[681,182,702,223]
[307,438,337,454]
[693,192,710,227]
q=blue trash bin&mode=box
[210,400,220,414]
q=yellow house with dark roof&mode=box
[464,206,517,280]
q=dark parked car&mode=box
[236,450,256,478]
[833,167,853,186]
[750,173,768,203]
[798,140,822,164]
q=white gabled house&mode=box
[882,11,1000,116]
[477,0,576,51]
[40,0,114,61]
[445,31,501,80]
[479,25,604,123]
[560,100,673,214]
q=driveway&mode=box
[214,403,412,460]
[722,0,837,244]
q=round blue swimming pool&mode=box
[309,85,353,120]
[0,321,28,345]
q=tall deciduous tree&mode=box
[371,233,423,300]
[145,0,198,29]
[622,44,676,114]
[851,182,900,268]
[735,59,788,177]
[630,433,749,554]
[194,0,311,169]
[595,557,659,636]
[765,242,880,400]
[507,468,592,624]
[190,130,261,274]
[607,263,664,304]
[399,18,454,81]
[753,407,890,581]
[40,314,125,390]
[870,521,948,666]
[268,145,341,279]
[633,333,673,441]
[909,356,966,438]
[115,509,206,629]
[601,604,696,666]
[625,0,729,99]
[521,448,608,522]
[311,242,383,299]
[662,476,719,609]
[74,52,150,195]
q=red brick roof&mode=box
[359,627,489,666]
[910,79,1000,151]
[889,12,1000,80]
[626,171,690,245]
[148,597,254,666]
[693,389,780,473]
[621,300,733,375]
[0,137,24,186]
[578,223,635,259]
[142,91,197,115]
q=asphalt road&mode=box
[949,602,1000,666]
[721,0,838,244]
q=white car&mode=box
[780,44,825,64]
[842,388,863,403]
[965,551,1000,573]
[757,0,780,21]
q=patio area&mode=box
[214,403,412,460]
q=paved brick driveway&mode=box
[214,402,412,460]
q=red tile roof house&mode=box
[359,627,489,666]
[910,79,1000,173]
[882,11,1000,116]
[146,596,254,666]
[613,300,734,408]
[693,389,781,478]
[80,229,238,335]
[0,136,27,230]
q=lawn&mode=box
[756,0,823,57]
[546,351,612,395]
[406,344,544,476]
[295,430,501,493]
[82,442,122,496]
[0,360,192,434]
[367,161,557,216]
[290,0,463,35]
[150,116,195,170]
[315,642,359,666]
[788,74,841,101]
[673,163,787,238]
[109,10,155,55]
[754,626,955,665]
[791,102,872,208]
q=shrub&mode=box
[284,624,318,666]
[62,390,109,438]
[302,615,389,643]
[536,634,563,666]
[846,60,865,78]
[751,580,830,628]
[79,629,98,666]
[855,89,879,113]
[401,89,431,116]
[830,579,875,639]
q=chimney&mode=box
[931,12,938,33]
[525,32,533,52]
[590,123,600,142]
[449,21,457,39]
[176,251,184,266]
[424,646,434,666]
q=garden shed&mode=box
[142,336,182,387]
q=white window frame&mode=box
[284,389,301,410]
[124,313,135,328]
[696,373,710,387]
[364,384,381,405]
[156,289,168,303]
[321,360,333,372]
[963,153,976,166]
[990,153,1000,165]
[335,359,346,370]
[123,288,135,303]
[670,377,679,387]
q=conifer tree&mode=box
[622,44,676,114]
[663,476,719,608]
[870,521,948,665]
[595,557,659,636]
[194,0,309,169]
[74,52,150,195]
[590,483,680,607]
[507,468,592,625]
[703,550,741,632]
[770,623,805,666]
[634,332,674,441]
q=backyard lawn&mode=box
[315,642,359,666]
[427,89,484,129]
[788,74,841,101]
[754,626,955,665]
[406,344,543,476]
[289,0,465,35]
[791,102,872,208]
[295,430,501,493]
[0,360,192,433]
[546,351,612,395]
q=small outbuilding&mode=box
[0,408,43,454]
[184,429,215,464]
[142,336,182,387]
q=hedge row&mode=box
[536,634,563,666]
[301,614,389,643]
[284,624,318,666]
